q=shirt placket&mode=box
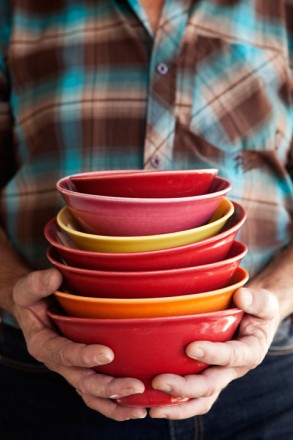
[142,0,193,170]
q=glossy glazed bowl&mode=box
[47,240,247,298]
[56,175,231,236]
[48,307,243,407]
[69,169,218,198]
[54,266,248,318]
[56,198,234,253]
[45,201,245,271]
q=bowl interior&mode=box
[69,169,218,198]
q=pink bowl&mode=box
[44,201,246,271]
[70,169,218,198]
[48,306,243,407]
[46,241,247,298]
[56,175,231,236]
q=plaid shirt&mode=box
[0,0,293,275]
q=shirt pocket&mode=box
[178,34,292,160]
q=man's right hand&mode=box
[12,268,147,421]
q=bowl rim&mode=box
[70,168,218,181]
[56,197,234,243]
[53,266,249,305]
[47,306,243,324]
[45,200,246,257]
[56,174,231,204]
[46,239,247,276]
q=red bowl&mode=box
[46,241,247,299]
[48,306,243,407]
[44,201,246,271]
[56,175,231,236]
[70,169,218,198]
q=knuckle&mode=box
[198,399,214,415]
[81,394,95,410]
[92,379,111,399]
[205,383,217,397]
[24,271,41,294]
[252,288,279,319]
[108,409,128,422]
[58,342,73,366]
[227,346,244,367]
[79,347,93,366]
[26,342,42,362]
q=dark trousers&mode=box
[1,321,293,440]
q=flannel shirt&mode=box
[0,0,293,276]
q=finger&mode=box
[186,311,277,368]
[233,287,279,321]
[28,326,114,368]
[186,337,266,368]
[150,393,220,420]
[152,367,238,400]
[66,368,145,400]
[81,393,147,421]
[54,367,147,421]
[82,395,147,421]
[14,268,63,307]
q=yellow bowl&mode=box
[54,266,248,318]
[56,198,234,253]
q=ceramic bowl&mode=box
[54,266,248,318]
[56,175,231,236]
[46,240,247,298]
[48,306,243,407]
[69,169,218,198]
[45,201,244,270]
[45,201,245,271]
[56,197,234,253]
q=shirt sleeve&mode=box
[0,1,15,190]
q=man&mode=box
[0,1,293,438]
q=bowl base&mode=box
[116,389,190,407]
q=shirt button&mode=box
[150,155,161,168]
[156,62,169,75]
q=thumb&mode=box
[233,287,279,321]
[13,268,63,307]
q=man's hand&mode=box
[149,287,280,420]
[12,268,147,421]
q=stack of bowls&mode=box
[45,169,248,407]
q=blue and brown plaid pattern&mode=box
[0,0,293,274]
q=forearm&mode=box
[248,241,293,321]
[0,225,30,317]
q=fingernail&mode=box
[132,412,147,419]
[189,347,205,359]
[124,387,144,395]
[156,383,172,393]
[94,352,113,364]
[152,413,168,419]
[109,394,120,399]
